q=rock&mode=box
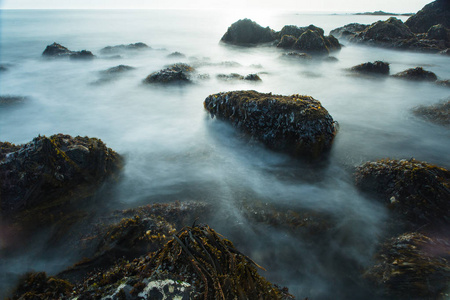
[412,99,450,126]
[405,0,450,33]
[277,35,297,48]
[144,63,195,84]
[0,95,28,105]
[436,79,450,88]
[352,17,416,44]
[167,51,186,58]
[100,42,150,54]
[8,272,73,300]
[42,42,96,59]
[330,23,370,39]
[439,48,450,55]
[102,64,135,74]
[427,24,450,41]
[0,134,123,227]
[277,24,324,39]
[244,73,262,81]
[216,73,262,81]
[324,56,339,62]
[392,67,438,81]
[203,90,338,158]
[0,64,10,72]
[294,30,330,54]
[220,18,277,46]
[280,52,313,60]
[349,61,390,75]
[355,158,450,228]
[364,232,450,299]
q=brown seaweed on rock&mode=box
[204,90,338,159]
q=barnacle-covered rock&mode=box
[0,134,123,229]
[204,90,338,159]
[220,18,277,46]
[100,42,150,54]
[349,61,390,75]
[355,158,450,228]
[42,42,95,60]
[364,232,450,299]
[144,63,195,84]
[392,67,438,81]
[412,99,450,126]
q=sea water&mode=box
[0,9,449,299]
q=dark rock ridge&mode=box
[365,232,450,299]
[412,99,450,126]
[405,0,450,33]
[100,42,150,54]
[355,158,450,229]
[42,42,95,59]
[220,18,277,46]
[204,90,338,158]
[221,19,340,54]
[144,63,195,84]
[9,224,294,300]
[0,134,123,228]
[349,61,390,75]
[354,11,413,16]
[392,67,438,81]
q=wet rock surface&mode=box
[349,61,390,75]
[392,67,438,81]
[364,232,450,299]
[42,42,95,59]
[0,134,123,229]
[100,42,150,54]
[220,18,277,46]
[412,99,450,126]
[204,90,338,159]
[355,158,450,229]
[144,63,195,84]
[404,0,450,34]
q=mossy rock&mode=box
[220,18,277,46]
[355,17,416,42]
[350,61,390,75]
[405,0,450,33]
[364,232,450,299]
[392,67,438,81]
[204,90,338,159]
[293,30,329,54]
[144,63,195,84]
[355,158,450,228]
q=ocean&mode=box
[0,9,449,299]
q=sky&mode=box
[0,0,432,12]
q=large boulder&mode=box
[42,42,95,60]
[0,134,123,226]
[427,24,450,41]
[349,61,390,75]
[355,158,450,228]
[405,0,450,33]
[392,67,438,81]
[365,232,450,299]
[293,30,329,54]
[220,19,277,46]
[352,17,416,44]
[144,63,195,84]
[204,90,338,158]
[278,24,324,39]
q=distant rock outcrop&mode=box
[220,18,277,46]
[405,0,450,33]
[42,42,95,59]
[100,42,150,54]
[204,90,338,158]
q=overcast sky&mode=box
[0,0,432,13]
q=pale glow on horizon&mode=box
[1,0,433,13]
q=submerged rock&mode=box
[365,232,450,299]
[100,42,150,54]
[330,23,370,39]
[355,158,450,228]
[0,95,28,105]
[280,52,313,60]
[0,134,123,228]
[349,61,390,75]
[220,18,277,46]
[42,42,95,59]
[204,90,338,158]
[144,63,195,84]
[392,67,438,81]
[167,51,186,58]
[216,73,262,82]
[102,64,135,74]
[405,0,450,33]
[412,99,450,126]
[93,65,135,84]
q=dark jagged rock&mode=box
[280,52,313,60]
[0,134,123,228]
[365,232,450,299]
[349,61,390,75]
[100,42,150,54]
[392,67,438,81]
[293,30,329,54]
[42,42,95,59]
[220,18,277,46]
[355,158,450,228]
[412,99,450,126]
[330,23,370,39]
[144,63,195,84]
[405,0,450,33]
[167,51,186,58]
[244,73,262,81]
[352,17,416,44]
[0,95,28,105]
[427,24,450,41]
[278,24,324,39]
[277,35,297,48]
[204,90,338,158]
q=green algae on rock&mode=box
[364,232,450,299]
[355,158,450,228]
[204,90,338,159]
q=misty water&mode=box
[1,9,449,299]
